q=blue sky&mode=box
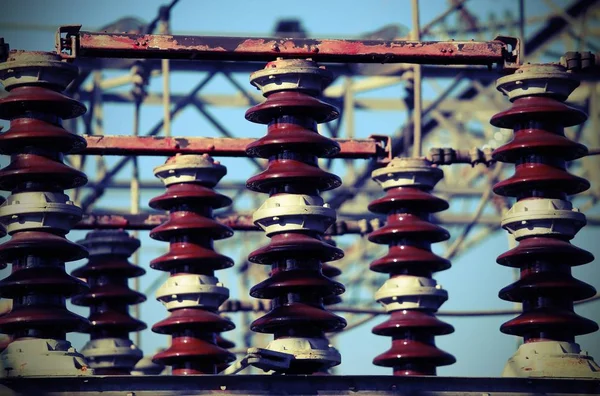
[0,0,598,377]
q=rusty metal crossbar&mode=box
[80,135,391,159]
[56,26,519,68]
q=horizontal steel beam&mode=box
[80,135,389,159]
[58,26,517,67]
[2,375,598,395]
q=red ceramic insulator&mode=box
[368,158,455,375]
[245,59,346,374]
[149,155,235,375]
[0,60,89,343]
[491,93,597,344]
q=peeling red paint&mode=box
[75,31,512,65]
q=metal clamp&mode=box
[369,134,393,164]
[223,348,293,375]
[494,36,521,71]
[55,25,81,59]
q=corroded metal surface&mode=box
[59,27,514,66]
[80,135,389,159]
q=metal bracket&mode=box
[369,134,392,164]
[245,348,293,373]
[494,36,521,71]
[55,25,81,59]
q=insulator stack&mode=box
[0,51,91,377]
[149,154,235,375]
[368,158,455,376]
[245,58,346,374]
[491,64,600,378]
[72,230,145,375]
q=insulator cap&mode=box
[153,154,226,187]
[0,51,80,92]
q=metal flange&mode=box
[496,63,579,102]
[153,154,226,187]
[253,194,336,236]
[375,275,448,312]
[259,337,341,370]
[0,338,91,377]
[503,341,600,378]
[371,157,443,191]
[155,274,229,311]
[78,229,140,257]
[0,192,82,234]
[80,338,142,371]
[0,51,78,91]
[249,58,332,95]
[501,198,586,240]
